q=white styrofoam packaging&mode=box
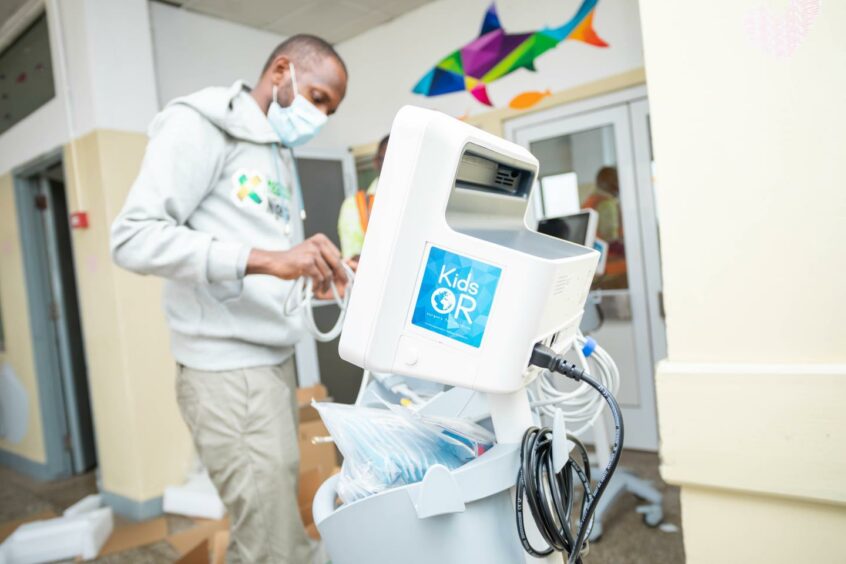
[63,494,103,517]
[4,507,113,563]
[162,473,225,520]
[339,106,598,395]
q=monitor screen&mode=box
[537,211,592,246]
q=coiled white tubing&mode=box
[528,331,621,437]
[284,261,356,342]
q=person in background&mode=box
[582,166,621,244]
[337,134,389,260]
[582,166,627,287]
[110,35,348,563]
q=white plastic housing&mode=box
[339,106,597,394]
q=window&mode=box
[0,13,55,135]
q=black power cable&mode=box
[516,343,625,564]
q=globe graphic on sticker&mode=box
[430,287,457,314]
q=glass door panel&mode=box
[512,103,659,450]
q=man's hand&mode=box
[312,257,357,300]
[247,234,346,294]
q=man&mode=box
[111,35,348,563]
[337,134,389,259]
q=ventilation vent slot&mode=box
[494,169,518,190]
[455,151,531,197]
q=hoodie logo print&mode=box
[231,169,267,210]
[265,179,292,225]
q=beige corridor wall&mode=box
[638,0,846,561]
[0,175,46,463]
[65,130,192,501]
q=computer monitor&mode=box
[537,209,598,249]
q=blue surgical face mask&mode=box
[267,63,328,147]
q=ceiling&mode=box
[165,0,436,44]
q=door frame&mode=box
[293,146,358,199]
[628,98,667,365]
[290,146,357,387]
[504,86,662,450]
[503,85,648,138]
[11,149,74,479]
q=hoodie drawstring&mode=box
[271,144,307,238]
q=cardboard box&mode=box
[210,529,229,564]
[299,410,338,472]
[172,523,230,564]
[296,383,328,407]
[297,383,340,474]
[298,465,340,526]
[168,517,229,558]
[176,539,209,564]
[98,516,167,557]
[296,384,341,538]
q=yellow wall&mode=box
[639,0,846,561]
[681,486,846,564]
[65,130,193,501]
[0,127,195,502]
[0,175,46,463]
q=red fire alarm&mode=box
[70,212,89,229]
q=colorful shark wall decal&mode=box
[413,0,608,106]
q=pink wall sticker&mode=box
[745,0,822,59]
[85,254,99,274]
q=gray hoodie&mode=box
[111,81,305,371]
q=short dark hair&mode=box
[378,134,390,153]
[262,34,347,76]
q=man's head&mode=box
[373,135,390,174]
[596,166,619,197]
[256,34,347,116]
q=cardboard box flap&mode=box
[98,517,168,556]
[296,385,328,408]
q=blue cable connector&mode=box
[582,337,597,358]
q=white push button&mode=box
[404,347,419,366]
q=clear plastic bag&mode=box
[313,401,494,504]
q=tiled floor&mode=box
[0,449,684,563]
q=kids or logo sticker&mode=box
[412,246,501,348]
[231,170,267,209]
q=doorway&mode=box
[293,147,363,404]
[506,86,666,451]
[15,155,96,476]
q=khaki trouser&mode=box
[176,359,312,563]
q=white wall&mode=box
[81,0,159,133]
[149,2,287,106]
[314,0,644,149]
[0,98,68,176]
